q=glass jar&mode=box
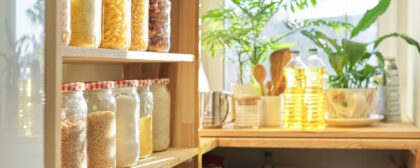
[61,82,88,168]
[130,0,149,51]
[62,0,71,46]
[70,0,102,48]
[100,0,132,49]
[114,80,140,167]
[148,0,171,52]
[150,78,170,151]
[84,81,116,168]
[138,80,154,158]
[234,95,261,128]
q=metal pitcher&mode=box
[200,91,235,128]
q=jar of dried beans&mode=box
[70,0,102,48]
[62,0,71,46]
[138,80,153,158]
[100,0,132,49]
[61,82,88,168]
[84,81,116,168]
[148,0,171,52]
[130,0,149,51]
[114,80,140,167]
[151,78,170,151]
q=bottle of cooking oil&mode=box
[282,51,306,129]
[303,48,326,130]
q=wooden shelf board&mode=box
[136,147,198,168]
[200,123,420,139]
[216,137,420,150]
[200,138,218,155]
[62,46,194,63]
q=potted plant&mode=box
[289,0,420,118]
[201,0,318,95]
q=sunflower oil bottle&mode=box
[303,48,326,130]
[282,51,306,129]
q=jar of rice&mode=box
[138,79,154,158]
[84,81,117,168]
[151,78,170,151]
[61,82,88,168]
[114,80,140,167]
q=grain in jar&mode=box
[114,80,140,167]
[130,0,149,51]
[61,82,88,168]
[70,0,102,48]
[84,81,116,168]
[150,78,170,151]
[148,0,171,52]
[138,80,153,158]
[100,0,131,49]
[62,0,71,46]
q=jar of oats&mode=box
[100,0,132,49]
[114,80,140,167]
[138,80,153,158]
[84,81,116,168]
[61,82,87,168]
[62,0,71,46]
[151,78,170,151]
[70,0,102,48]
[130,0,149,51]
[148,0,171,52]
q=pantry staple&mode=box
[70,0,101,47]
[61,119,87,168]
[130,0,149,50]
[151,79,171,151]
[100,0,131,49]
[148,0,171,52]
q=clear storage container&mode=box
[62,0,71,46]
[84,81,117,168]
[101,0,132,49]
[61,82,88,168]
[70,0,102,48]
[151,78,170,151]
[234,95,261,128]
[130,0,149,51]
[139,80,154,158]
[114,80,140,167]
[148,0,171,52]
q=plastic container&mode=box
[114,80,140,167]
[282,51,306,129]
[151,78,170,151]
[61,82,88,168]
[303,48,326,130]
[70,0,102,48]
[148,0,171,52]
[130,0,149,51]
[100,0,132,49]
[234,95,261,128]
[84,81,117,168]
[139,80,154,158]
[62,0,71,46]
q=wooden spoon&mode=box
[270,49,291,95]
[253,64,266,96]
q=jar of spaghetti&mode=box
[84,81,116,168]
[70,0,102,48]
[61,82,87,168]
[148,0,171,52]
[130,0,149,51]
[100,0,132,49]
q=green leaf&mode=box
[342,39,367,67]
[314,31,340,51]
[329,52,348,76]
[374,51,385,68]
[351,0,391,38]
[270,42,296,51]
[373,33,420,53]
[301,30,333,55]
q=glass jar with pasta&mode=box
[130,0,149,51]
[70,0,102,48]
[62,0,71,46]
[100,0,132,50]
[148,0,171,52]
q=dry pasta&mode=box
[130,0,149,51]
[100,0,131,49]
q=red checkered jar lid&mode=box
[138,79,152,87]
[85,81,115,90]
[115,80,139,88]
[151,78,170,85]
[61,82,86,92]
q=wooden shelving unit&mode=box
[45,0,199,167]
[137,148,199,168]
